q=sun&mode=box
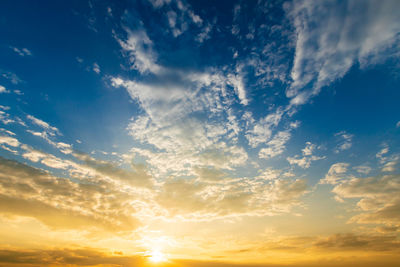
[148,250,167,263]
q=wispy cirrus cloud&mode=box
[286,0,400,105]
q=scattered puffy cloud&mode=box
[382,160,397,172]
[196,23,212,43]
[376,146,389,162]
[287,142,325,169]
[0,109,15,125]
[320,162,350,185]
[92,62,100,74]
[149,0,203,37]
[334,131,353,153]
[0,1,400,264]
[353,165,372,175]
[245,109,283,148]
[10,46,32,57]
[0,135,20,148]
[155,176,307,219]
[259,130,291,159]
[26,115,60,136]
[1,70,22,84]
[375,145,398,172]
[0,156,142,232]
[332,174,400,228]
[73,151,153,188]
[0,85,9,94]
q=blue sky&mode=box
[0,0,400,265]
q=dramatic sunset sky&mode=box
[1,0,400,266]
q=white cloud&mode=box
[227,73,248,106]
[245,109,283,148]
[56,142,73,154]
[0,85,9,94]
[0,110,15,125]
[259,130,291,159]
[116,29,161,74]
[257,168,281,180]
[26,115,60,136]
[286,0,400,104]
[301,141,316,156]
[382,160,397,172]
[10,46,32,56]
[376,146,389,163]
[354,165,372,175]
[147,0,171,8]
[332,174,400,227]
[287,155,324,169]
[334,131,353,153]
[93,63,100,74]
[196,23,212,43]
[147,0,202,38]
[1,71,22,84]
[13,89,23,95]
[0,135,20,147]
[287,142,324,169]
[375,145,398,172]
[320,162,350,185]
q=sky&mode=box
[0,0,400,266]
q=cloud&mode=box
[0,246,399,267]
[0,248,142,266]
[155,176,307,219]
[0,157,142,232]
[376,146,389,162]
[286,0,400,104]
[0,109,15,125]
[73,151,153,188]
[313,233,400,251]
[353,165,372,175]
[382,161,397,172]
[147,0,171,9]
[10,46,32,57]
[287,142,324,169]
[196,23,212,43]
[0,85,9,94]
[375,145,398,172]
[259,130,291,159]
[0,136,19,147]
[116,28,161,74]
[332,174,400,227]
[334,131,353,153]
[92,62,100,74]
[112,30,253,177]
[1,70,22,84]
[149,0,203,37]
[227,73,248,106]
[320,162,350,185]
[245,109,283,148]
[26,115,60,136]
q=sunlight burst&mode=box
[148,250,167,263]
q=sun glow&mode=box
[148,250,167,263]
